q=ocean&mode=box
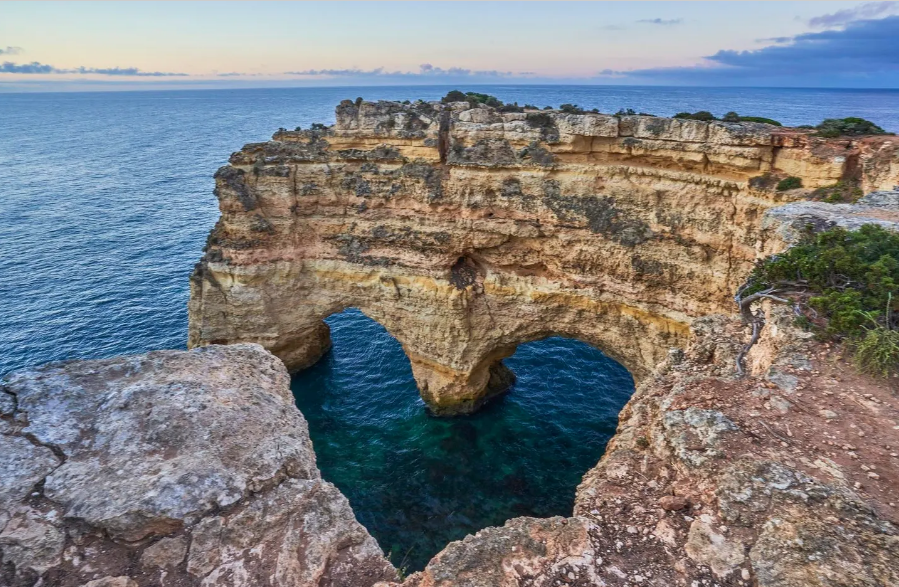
[2,84,897,570]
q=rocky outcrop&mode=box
[378,305,899,587]
[187,99,899,414]
[0,345,396,587]
[764,189,899,242]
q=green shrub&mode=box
[721,111,782,126]
[464,91,503,107]
[498,102,524,113]
[523,104,538,110]
[673,110,716,121]
[775,176,803,191]
[749,225,899,336]
[812,180,864,203]
[815,117,888,138]
[616,108,637,117]
[441,90,468,103]
[543,106,553,110]
[739,116,782,126]
[559,103,587,114]
[441,90,514,109]
[854,324,899,378]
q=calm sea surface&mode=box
[2,85,897,570]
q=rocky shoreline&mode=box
[3,100,899,586]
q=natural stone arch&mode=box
[188,98,884,415]
[190,256,686,415]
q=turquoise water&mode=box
[292,309,634,571]
[3,85,899,571]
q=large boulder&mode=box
[0,344,396,587]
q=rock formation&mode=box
[187,99,899,414]
[5,99,898,587]
[0,345,396,587]
[377,304,899,587]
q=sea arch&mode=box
[188,98,873,414]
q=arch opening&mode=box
[290,309,635,573]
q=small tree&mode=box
[441,90,468,103]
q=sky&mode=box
[1,1,898,91]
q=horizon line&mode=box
[3,81,899,96]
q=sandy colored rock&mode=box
[684,519,745,578]
[187,99,899,414]
[0,345,395,587]
[139,536,187,568]
[659,495,689,511]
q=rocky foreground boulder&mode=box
[0,344,396,587]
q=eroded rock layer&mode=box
[188,100,899,414]
[0,345,396,587]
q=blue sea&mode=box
[2,85,898,571]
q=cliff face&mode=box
[188,99,899,414]
[0,345,396,587]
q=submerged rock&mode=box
[0,344,396,587]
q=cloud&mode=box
[755,36,793,44]
[284,64,513,79]
[808,1,898,28]
[602,15,899,87]
[286,67,387,76]
[0,61,187,76]
[1,61,54,74]
[0,46,22,55]
[71,66,188,77]
[636,18,683,25]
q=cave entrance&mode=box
[290,310,635,573]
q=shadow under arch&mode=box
[290,308,635,573]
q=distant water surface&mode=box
[2,85,898,571]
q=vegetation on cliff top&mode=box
[746,225,899,377]
[437,93,891,139]
[673,110,783,126]
[441,90,527,112]
[813,117,888,138]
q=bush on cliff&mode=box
[441,90,468,103]
[559,103,587,114]
[673,110,716,122]
[815,117,888,138]
[775,176,803,191]
[811,180,864,204]
[440,90,522,111]
[722,111,783,126]
[747,225,899,376]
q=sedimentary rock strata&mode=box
[188,99,899,414]
[0,345,395,587]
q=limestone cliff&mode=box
[0,345,396,587]
[188,99,899,414]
